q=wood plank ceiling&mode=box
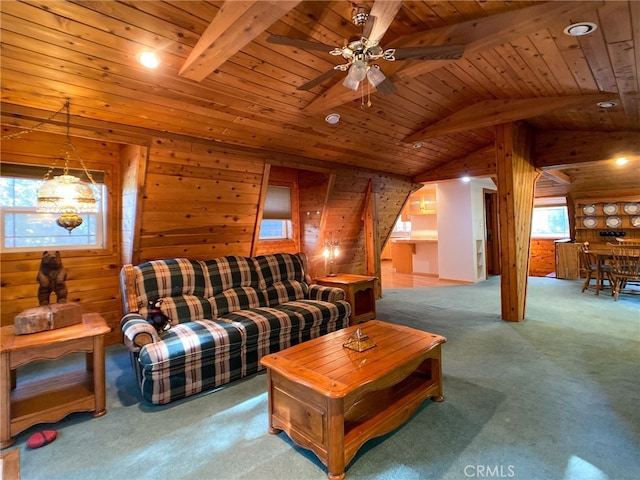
[1,1,638,193]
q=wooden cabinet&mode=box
[575,197,640,243]
[555,240,580,279]
[406,187,437,216]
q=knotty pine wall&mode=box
[1,129,417,344]
[1,128,123,345]
[529,239,557,277]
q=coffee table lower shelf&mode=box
[262,321,446,480]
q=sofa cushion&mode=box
[277,299,351,342]
[252,253,305,290]
[203,256,259,297]
[262,280,308,307]
[218,307,302,375]
[138,320,244,404]
[207,286,264,317]
[138,295,213,325]
[134,258,208,308]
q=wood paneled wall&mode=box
[1,128,122,344]
[1,128,417,344]
[529,239,556,277]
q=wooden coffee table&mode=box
[260,320,446,480]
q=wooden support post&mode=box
[362,181,381,299]
[495,122,540,321]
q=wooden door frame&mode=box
[483,188,500,276]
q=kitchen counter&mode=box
[391,238,439,274]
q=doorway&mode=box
[484,190,500,276]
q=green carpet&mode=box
[8,277,640,480]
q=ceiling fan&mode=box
[267,1,465,96]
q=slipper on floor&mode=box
[26,430,57,449]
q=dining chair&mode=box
[615,239,640,246]
[577,243,613,293]
[609,244,640,301]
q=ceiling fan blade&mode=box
[374,70,397,96]
[297,69,340,91]
[392,44,466,61]
[365,0,403,45]
[362,15,375,40]
[266,34,336,52]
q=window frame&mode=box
[259,183,294,241]
[1,165,110,254]
[530,200,571,240]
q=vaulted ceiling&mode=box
[1,1,638,191]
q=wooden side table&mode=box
[315,274,377,325]
[0,312,110,449]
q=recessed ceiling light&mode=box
[597,101,617,108]
[412,141,424,149]
[461,176,471,183]
[615,157,628,166]
[137,51,161,69]
[325,113,340,124]
[563,22,597,36]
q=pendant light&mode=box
[36,99,98,233]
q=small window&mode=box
[259,185,292,240]
[531,206,570,238]
[1,170,107,252]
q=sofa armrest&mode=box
[308,284,346,302]
[121,313,159,351]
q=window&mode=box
[259,185,292,240]
[1,167,106,252]
[531,206,570,238]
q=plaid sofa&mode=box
[120,253,351,404]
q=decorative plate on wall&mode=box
[606,216,621,228]
[582,204,597,215]
[632,216,640,228]
[583,217,598,228]
[603,203,618,215]
[624,202,640,215]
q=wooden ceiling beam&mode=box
[179,0,301,82]
[404,95,617,144]
[413,144,495,183]
[542,170,572,185]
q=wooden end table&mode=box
[0,312,110,449]
[261,320,446,480]
[315,274,377,325]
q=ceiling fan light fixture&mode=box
[563,22,597,36]
[367,64,386,87]
[349,59,368,82]
[343,75,360,91]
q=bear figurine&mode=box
[36,251,67,306]
[147,298,172,333]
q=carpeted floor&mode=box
[7,276,640,480]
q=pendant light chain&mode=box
[1,102,67,140]
[4,98,98,187]
[60,98,97,186]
